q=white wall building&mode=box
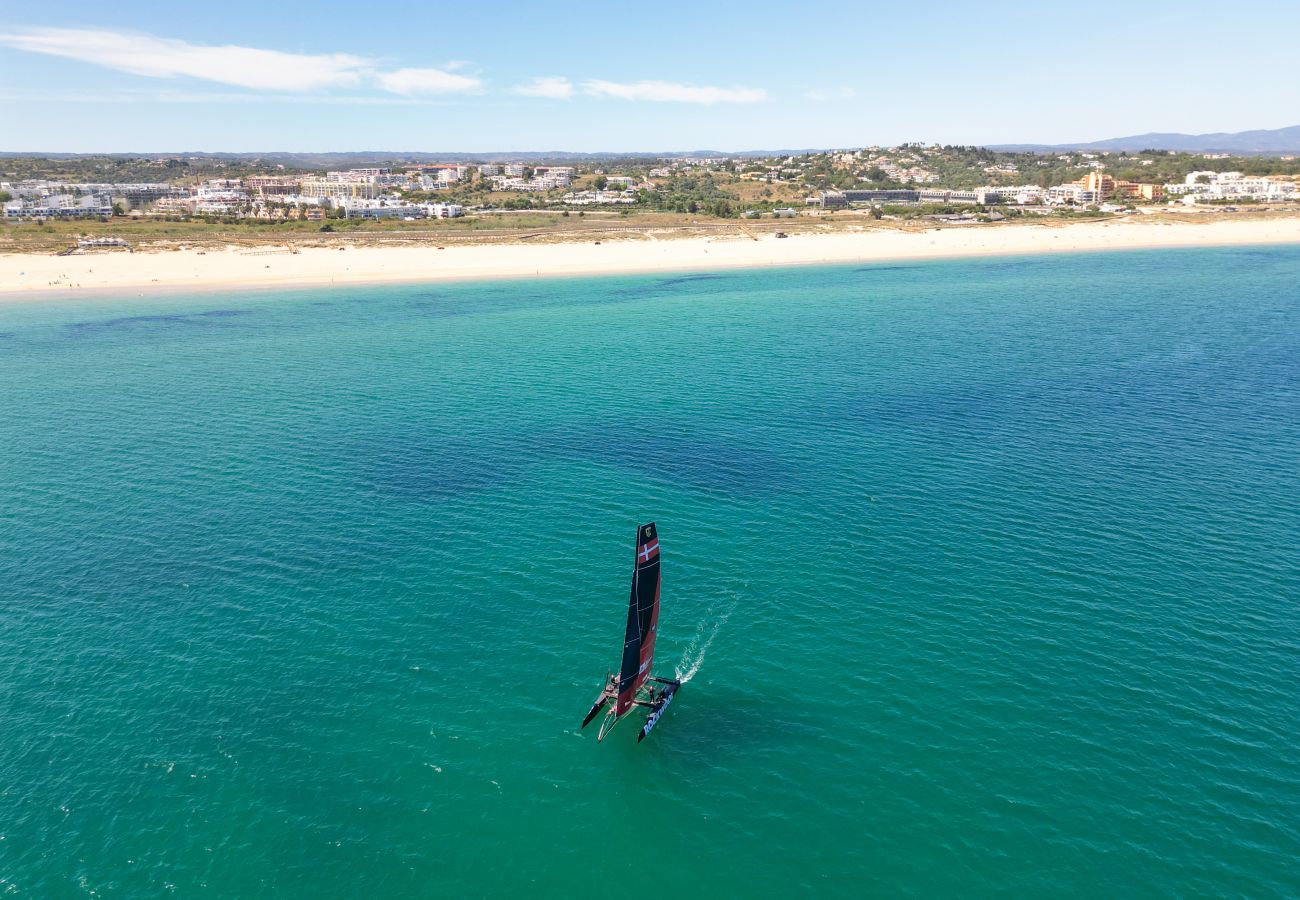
[561,190,636,205]
[3,194,114,218]
[421,202,464,218]
[1170,171,1297,201]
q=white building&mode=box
[1046,184,1100,205]
[195,201,240,215]
[3,194,114,218]
[415,165,469,184]
[300,180,382,200]
[196,186,247,203]
[561,190,636,205]
[421,202,464,218]
[1171,171,1297,201]
[326,167,390,182]
[338,199,464,219]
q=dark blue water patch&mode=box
[614,273,730,299]
[1216,248,1293,271]
[665,687,828,757]
[398,284,573,319]
[965,258,1041,274]
[851,265,920,275]
[193,309,251,319]
[359,418,788,503]
[66,314,191,332]
[0,331,16,339]
[648,273,727,289]
[405,295,458,318]
[398,279,700,321]
[64,309,253,334]
[547,421,786,495]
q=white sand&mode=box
[3,216,1300,298]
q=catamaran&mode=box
[581,522,681,742]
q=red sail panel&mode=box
[616,522,662,715]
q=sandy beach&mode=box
[3,215,1300,298]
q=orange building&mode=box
[1081,171,1116,196]
[1073,171,1164,202]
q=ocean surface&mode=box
[2,247,1298,897]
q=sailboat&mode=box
[581,522,681,742]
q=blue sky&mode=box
[2,0,1298,153]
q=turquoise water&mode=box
[2,248,1298,897]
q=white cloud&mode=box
[805,86,856,102]
[582,79,766,105]
[0,87,442,105]
[375,67,481,96]
[513,76,575,99]
[0,27,481,96]
[0,27,368,92]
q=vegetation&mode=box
[641,173,739,217]
[0,155,311,184]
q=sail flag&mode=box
[616,522,662,715]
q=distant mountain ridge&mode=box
[4,127,1300,162]
[993,124,1300,155]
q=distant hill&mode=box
[993,125,1300,155]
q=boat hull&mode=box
[637,681,680,742]
[581,692,610,729]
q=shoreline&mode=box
[3,215,1300,299]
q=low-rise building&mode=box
[300,179,381,200]
[337,199,464,219]
[1170,171,1295,201]
[422,202,464,218]
[247,176,302,197]
[3,194,114,218]
[806,188,924,208]
[561,190,636,205]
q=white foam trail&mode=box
[675,594,739,683]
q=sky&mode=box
[2,0,1299,153]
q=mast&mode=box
[615,522,661,716]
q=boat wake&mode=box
[675,594,739,684]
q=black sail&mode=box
[616,522,661,714]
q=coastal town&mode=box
[4,144,1300,292]
[3,146,1298,235]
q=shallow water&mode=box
[2,247,1298,896]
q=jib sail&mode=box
[616,522,661,715]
